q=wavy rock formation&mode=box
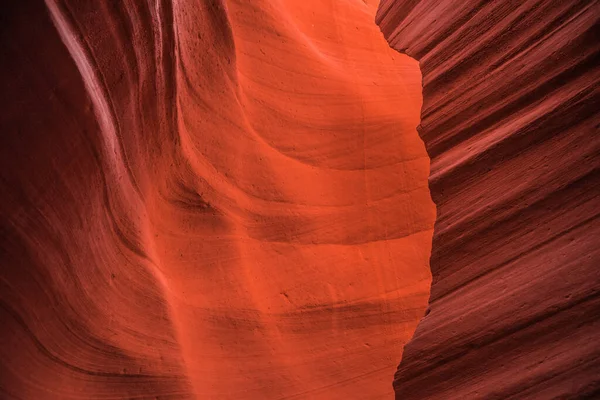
[377,0,600,398]
[1,0,434,398]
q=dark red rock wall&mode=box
[376,0,600,398]
[0,1,192,398]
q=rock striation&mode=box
[376,1,600,398]
[1,0,434,398]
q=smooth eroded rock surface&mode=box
[376,0,600,398]
[0,0,434,398]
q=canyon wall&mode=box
[1,0,434,398]
[376,0,600,398]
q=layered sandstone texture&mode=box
[377,0,600,399]
[0,0,435,398]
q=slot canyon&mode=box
[0,1,598,399]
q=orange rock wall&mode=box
[376,1,600,398]
[1,0,434,398]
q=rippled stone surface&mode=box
[377,1,600,398]
[0,1,434,398]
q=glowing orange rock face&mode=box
[1,0,433,398]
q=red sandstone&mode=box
[377,0,600,398]
[1,0,598,399]
[1,0,433,398]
